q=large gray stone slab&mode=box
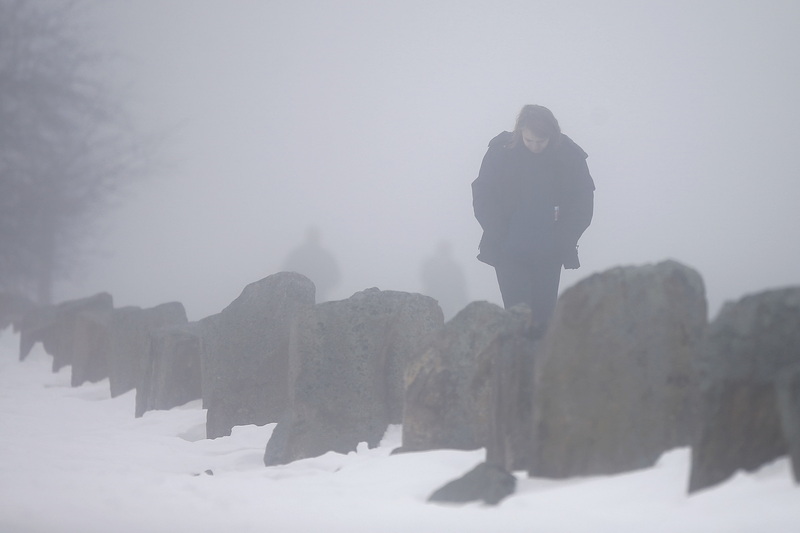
[401,301,531,455]
[776,366,800,482]
[689,287,800,492]
[136,322,203,417]
[264,288,442,465]
[70,306,113,387]
[203,272,315,439]
[17,293,113,373]
[530,260,707,478]
[108,302,187,398]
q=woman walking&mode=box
[472,104,595,330]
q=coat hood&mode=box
[488,131,514,148]
[554,134,588,161]
[487,131,588,161]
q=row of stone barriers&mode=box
[3,260,798,502]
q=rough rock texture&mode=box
[136,322,203,417]
[479,312,540,472]
[400,301,531,454]
[264,288,442,466]
[428,462,517,506]
[689,287,800,492]
[108,302,188,398]
[17,293,113,372]
[204,272,315,439]
[530,260,707,478]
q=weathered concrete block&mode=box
[776,366,800,482]
[203,272,315,439]
[689,287,800,492]
[428,462,517,506]
[17,293,113,373]
[479,312,540,472]
[108,302,187,398]
[136,322,203,417]
[70,307,112,387]
[400,301,531,455]
[264,288,442,465]
[530,260,706,478]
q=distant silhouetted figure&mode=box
[282,226,341,302]
[420,240,468,320]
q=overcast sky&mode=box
[58,0,800,321]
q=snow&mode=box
[1,331,798,533]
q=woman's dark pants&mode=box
[495,257,562,327]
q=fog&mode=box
[59,0,800,321]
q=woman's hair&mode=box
[510,104,561,149]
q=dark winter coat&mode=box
[472,131,595,268]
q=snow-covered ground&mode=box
[0,330,797,533]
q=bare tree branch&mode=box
[0,0,148,303]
